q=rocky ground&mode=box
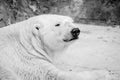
[54,23,120,79]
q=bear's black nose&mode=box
[71,28,80,38]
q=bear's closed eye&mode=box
[55,24,60,27]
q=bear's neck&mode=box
[0,20,53,63]
[18,27,52,63]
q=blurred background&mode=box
[0,0,120,27]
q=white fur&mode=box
[0,14,114,80]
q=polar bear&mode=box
[0,14,114,80]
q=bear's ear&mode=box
[35,26,39,30]
[32,23,44,36]
[34,23,43,30]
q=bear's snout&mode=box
[71,28,80,38]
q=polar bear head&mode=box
[20,14,80,58]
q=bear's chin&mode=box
[63,37,78,42]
